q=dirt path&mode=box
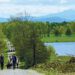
[0,69,44,75]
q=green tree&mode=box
[0,25,6,54]
[54,28,60,36]
[4,20,50,68]
[65,27,72,36]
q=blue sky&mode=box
[0,0,75,18]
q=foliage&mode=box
[2,21,75,42]
[42,35,75,42]
[65,27,72,36]
[61,63,75,73]
[0,25,7,54]
[1,19,75,71]
[61,57,75,73]
[47,46,57,61]
[3,20,50,68]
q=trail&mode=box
[0,69,44,75]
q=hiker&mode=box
[16,57,19,68]
[6,56,12,69]
[6,60,12,69]
[12,54,17,69]
[0,54,4,70]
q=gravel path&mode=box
[0,69,43,75]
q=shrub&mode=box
[62,63,75,73]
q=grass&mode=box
[33,65,75,75]
[57,56,71,63]
[45,71,75,75]
[33,67,75,75]
[32,55,75,75]
[43,71,75,75]
[41,34,75,42]
[59,72,75,75]
[34,68,59,75]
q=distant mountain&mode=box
[0,9,75,22]
[48,9,75,21]
[0,18,9,22]
[25,9,75,22]
[30,16,68,22]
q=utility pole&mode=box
[32,38,36,66]
[31,24,36,66]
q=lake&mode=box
[44,42,75,56]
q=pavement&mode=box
[0,69,43,75]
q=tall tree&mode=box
[4,20,50,68]
[65,27,72,36]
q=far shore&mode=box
[41,35,75,42]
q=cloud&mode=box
[0,0,75,5]
[11,0,75,5]
[0,4,75,18]
[0,0,75,18]
[60,0,68,4]
[0,0,10,3]
[10,0,55,5]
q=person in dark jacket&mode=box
[12,54,17,69]
[0,54,4,70]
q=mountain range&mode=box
[0,9,75,23]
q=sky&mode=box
[0,0,75,18]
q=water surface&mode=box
[45,42,75,56]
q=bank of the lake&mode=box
[42,35,75,42]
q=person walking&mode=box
[0,54,4,70]
[6,56,12,69]
[16,57,19,68]
[12,54,17,69]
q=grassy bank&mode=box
[32,56,75,75]
[33,62,75,75]
[34,68,75,75]
[35,68,75,75]
[41,35,75,42]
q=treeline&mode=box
[0,24,6,54]
[1,21,75,38]
[33,21,75,37]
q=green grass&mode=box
[41,34,75,42]
[59,72,75,75]
[57,56,71,62]
[44,71,75,75]
[34,68,59,75]
[33,66,75,75]
[43,71,75,75]
[32,55,74,75]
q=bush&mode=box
[47,46,57,62]
[68,57,75,63]
[62,63,75,73]
[34,60,62,72]
[61,57,75,73]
